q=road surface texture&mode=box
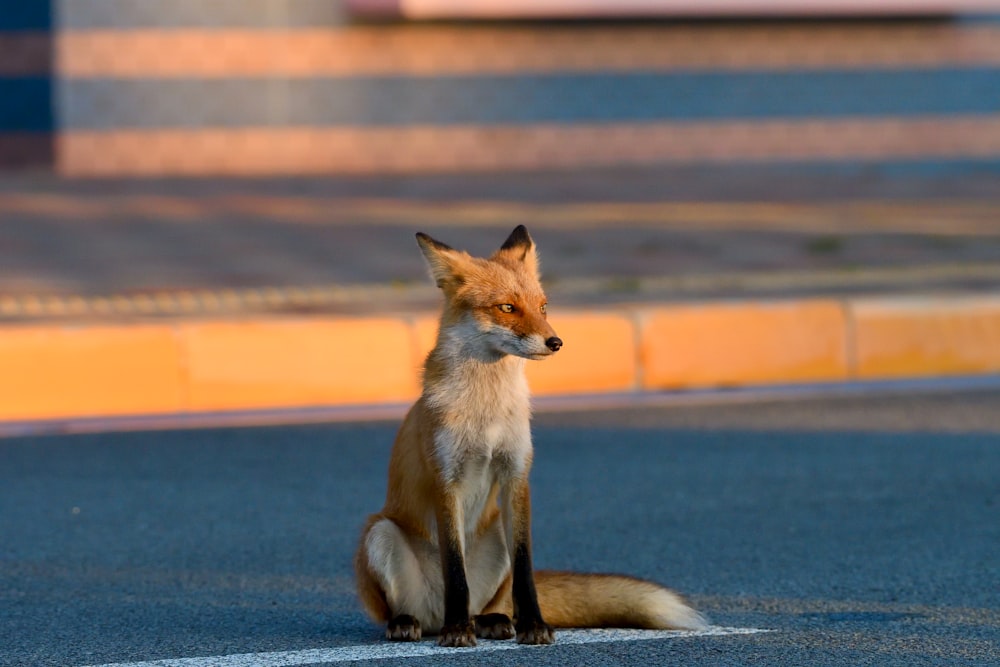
[2,387,998,666]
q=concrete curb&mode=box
[2,294,1000,423]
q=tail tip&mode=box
[650,590,710,631]
[675,607,711,632]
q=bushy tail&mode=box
[535,571,708,631]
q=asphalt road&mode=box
[2,388,998,666]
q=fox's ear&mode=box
[416,232,468,289]
[494,224,538,277]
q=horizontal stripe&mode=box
[389,0,1000,19]
[53,69,1000,131]
[57,0,345,30]
[10,23,1000,78]
[54,25,1000,77]
[0,79,53,132]
[56,116,1000,175]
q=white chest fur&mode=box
[426,353,534,542]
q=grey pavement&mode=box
[2,163,1000,321]
[2,387,998,666]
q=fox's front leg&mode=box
[503,478,555,645]
[435,493,477,647]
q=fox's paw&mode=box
[386,615,421,642]
[438,621,477,647]
[474,613,515,640]
[516,618,555,645]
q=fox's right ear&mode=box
[416,232,467,289]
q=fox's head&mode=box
[416,225,562,361]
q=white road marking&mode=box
[81,626,770,667]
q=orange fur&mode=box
[354,226,706,646]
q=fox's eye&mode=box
[498,304,515,314]
[540,304,547,314]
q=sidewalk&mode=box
[2,164,1000,424]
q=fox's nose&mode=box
[545,336,563,352]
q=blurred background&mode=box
[3,0,1000,310]
[2,1,1000,423]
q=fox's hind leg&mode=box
[356,516,445,639]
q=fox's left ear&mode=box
[416,231,471,290]
[494,225,539,277]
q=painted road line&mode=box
[80,627,771,667]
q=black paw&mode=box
[516,618,555,645]
[438,621,477,647]
[474,613,515,640]
[386,615,421,641]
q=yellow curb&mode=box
[526,312,638,395]
[639,300,850,390]
[412,314,440,370]
[852,296,1000,379]
[180,318,419,411]
[0,324,184,421]
[2,297,1000,423]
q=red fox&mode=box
[354,225,707,647]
